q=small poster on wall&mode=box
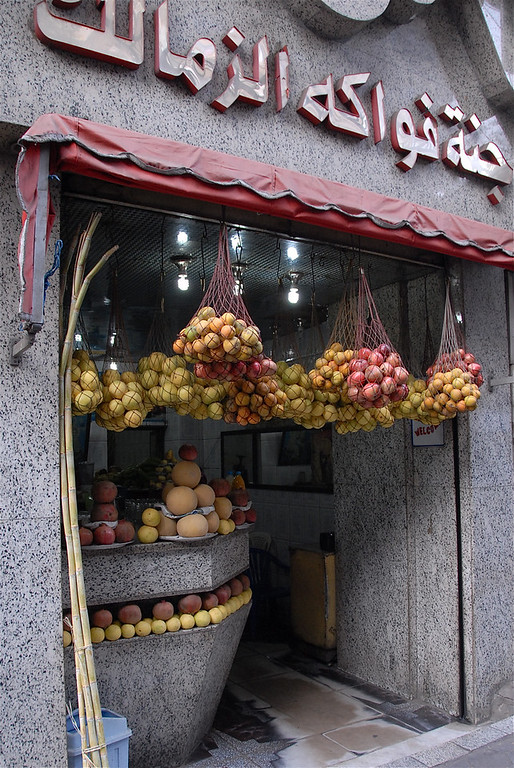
[411,421,444,447]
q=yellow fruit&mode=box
[123,409,143,428]
[179,613,195,630]
[134,620,151,637]
[227,519,236,533]
[217,519,232,535]
[137,525,159,543]
[166,616,181,632]
[151,619,167,635]
[194,610,211,628]
[63,630,72,648]
[105,624,122,641]
[217,604,228,620]
[208,607,223,624]
[90,627,105,643]
[121,623,136,639]
[142,507,161,527]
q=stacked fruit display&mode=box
[173,306,275,382]
[63,575,251,646]
[94,369,150,431]
[71,349,103,415]
[78,480,135,547]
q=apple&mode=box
[201,592,219,610]
[90,503,118,522]
[231,508,246,526]
[91,480,118,503]
[91,609,113,629]
[209,477,230,497]
[79,526,94,546]
[213,584,231,605]
[114,519,135,543]
[152,600,174,621]
[178,443,198,461]
[245,508,257,524]
[228,489,249,507]
[228,577,243,596]
[118,604,142,624]
[239,573,251,590]
[177,594,202,614]
[93,524,116,546]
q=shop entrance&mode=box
[60,177,445,650]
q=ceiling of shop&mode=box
[60,178,444,366]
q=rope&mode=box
[43,239,62,312]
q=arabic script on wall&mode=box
[34,0,513,205]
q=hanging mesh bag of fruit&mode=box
[70,313,104,416]
[95,268,150,432]
[173,224,276,382]
[309,263,357,394]
[421,283,483,420]
[346,268,411,410]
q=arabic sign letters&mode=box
[33,0,512,204]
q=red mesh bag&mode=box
[426,284,484,386]
[173,225,276,381]
[346,269,411,409]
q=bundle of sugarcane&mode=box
[60,212,118,767]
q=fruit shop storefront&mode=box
[2,2,514,767]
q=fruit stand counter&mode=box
[62,529,250,767]
[61,528,250,606]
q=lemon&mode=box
[90,627,105,643]
[208,607,223,625]
[166,616,181,632]
[134,620,151,637]
[217,519,232,535]
[151,619,167,635]
[217,604,228,620]
[137,525,159,543]
[142,507,161,527]
[105,624,122,641]
[227,519,236,533]
[179,613,195,630]
[121,623,136,639]
[63,630,72,648]
[194,610,211,628]
[142,617,153,626]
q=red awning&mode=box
[16,113,514,328]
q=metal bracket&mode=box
[488,374,514,391]
[10,328,40,366]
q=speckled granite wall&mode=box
[0,152,66,767]
[0,4,512,767]
[456,263,514,723]
[334,271,514,720]
[0,1,511,231]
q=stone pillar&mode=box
[456,263,514,723]
[0,151,67,766]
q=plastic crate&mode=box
[66,708,132,768]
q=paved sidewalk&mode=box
[339,715,513,768]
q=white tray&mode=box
[159,532,217,542]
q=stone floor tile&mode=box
[490,716,514,736]
[273,733,356,767]
[243,672,382,735]
[324,718,420,753]
[409,741,469,766]
[453,723,509,750]
[228,653,287,685]
[378,758,426,768]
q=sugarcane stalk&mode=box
[60,213,117,767]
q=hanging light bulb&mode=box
[171,256,192,292]
[177,271,189,291]
[286,271,303,304]
[287,245,299,261]
[231,260,248,297]
[288,286,299,304]
[177,230,188,245]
